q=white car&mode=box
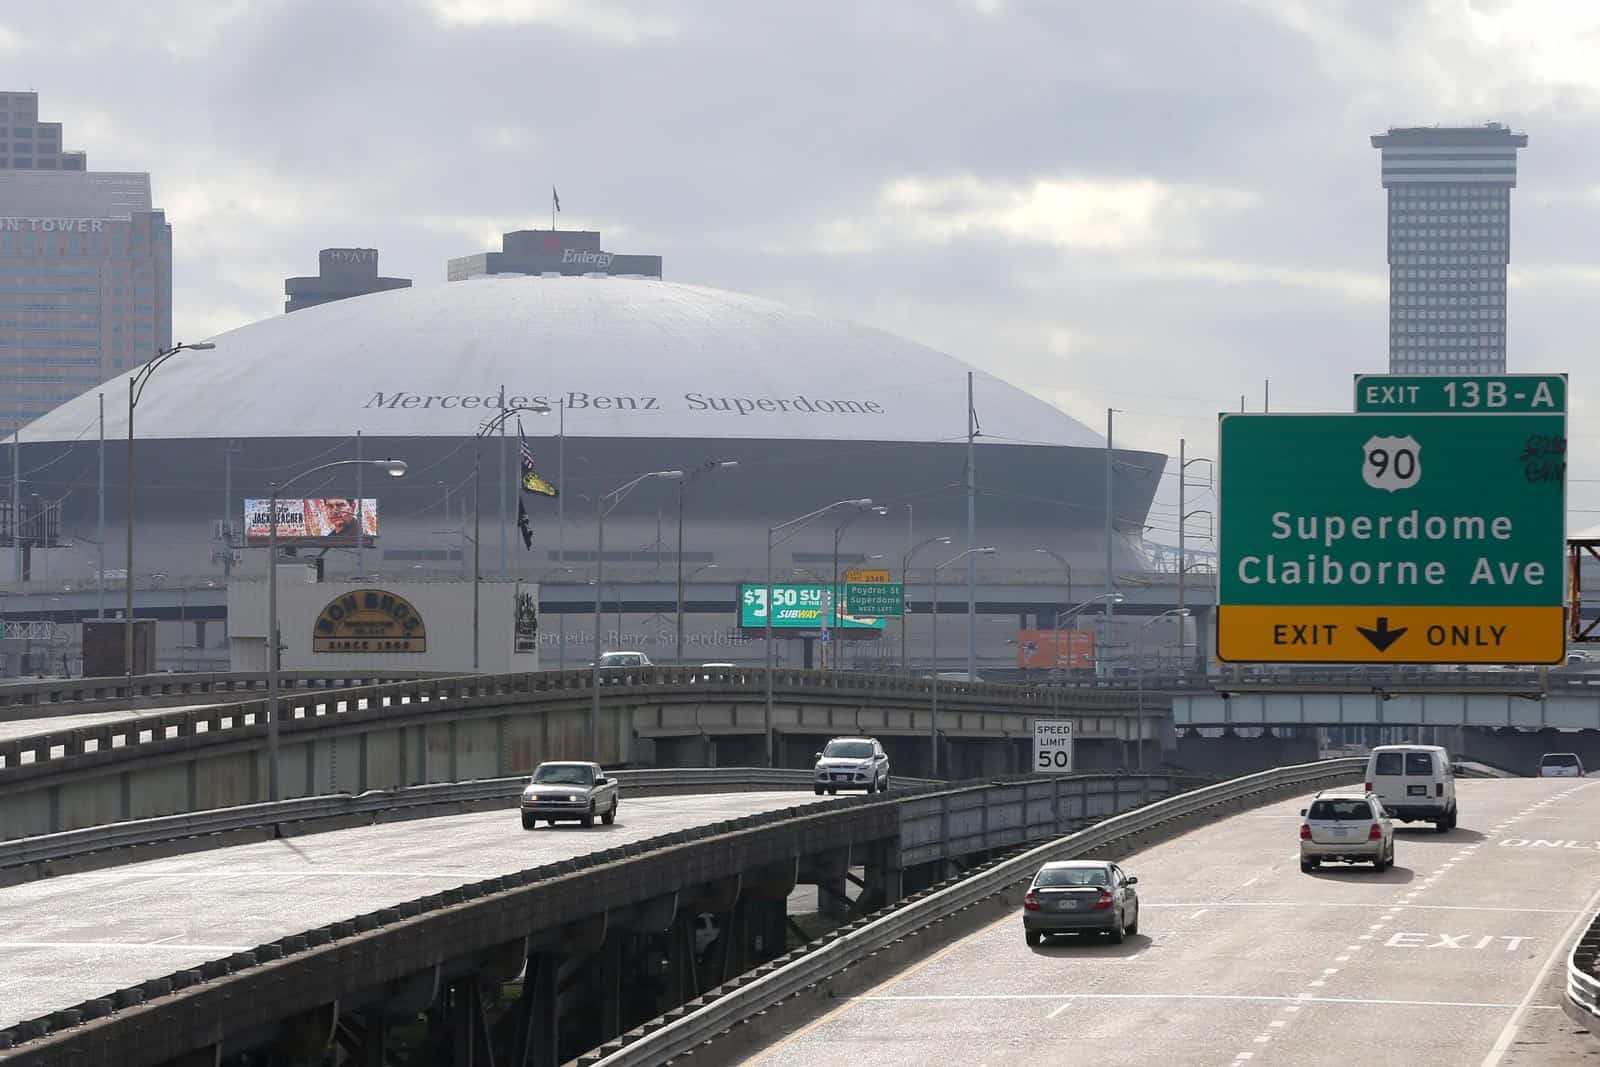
[1538,752,1585,778]
[1300,790,1394,872]
[813,736,891,795]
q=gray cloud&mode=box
[4,0,1598,524]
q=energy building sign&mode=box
[1218,404,1565,665]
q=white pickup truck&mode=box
[519,761,620,829]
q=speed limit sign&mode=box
[1033,719,1074,774]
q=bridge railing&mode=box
[0,666,1142,778]
[0,669,451,712]
[1567,907,1600,1033]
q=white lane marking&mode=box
[1142,902,1581,914]
[849,993,1558,1010]
[1480,877,1600,1067]
[1046,1001,1073,1019]
[1253,1035,1271,1043]
[1190,909,1209,920]
[1269,1020,1287,1028]
[0,941,251,952]
[1241,876,1259,887]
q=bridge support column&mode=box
[509,952,559,1067]
[801,849,852,921]
[865,841,903,908]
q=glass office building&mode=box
[0,91,171,425]
[1372,124,1528,375]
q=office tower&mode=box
[1372,123,1528,375]
[284,248,411,313]
[0,91,171,423]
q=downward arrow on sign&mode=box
[1357,616,1408,653]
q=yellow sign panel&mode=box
[1216,605,1564,665]
[844,569,891,584]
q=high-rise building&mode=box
[284,248,411,313]
[1372,123,1528,375]
[0,91,171,424]
[447,229,661,281]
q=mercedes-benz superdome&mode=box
[10,275,1167,670]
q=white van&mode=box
[1365,744,1457,831]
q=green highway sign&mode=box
[1355,373,1566,415]
[738,583,886,631]
[1218,412,1565,664]
[844,582,904,618]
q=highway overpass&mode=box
[694,777,1600,1067]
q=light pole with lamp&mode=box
[1177,436,1215,670]
[1053,591,1125,676]
[764,498,874,766]
[829,506,887,671]
[125,341,215,674]
[592,470,683,761]
[675,459,738,664]
[929,546,995,776]
[1034,547,1074,626]
[266,457,407,801]
[1135,608,1190,770]
[900,535,951,672]
[471,404,551,671]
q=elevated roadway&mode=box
[0,789,825,1032]
[746,777,1600,1067]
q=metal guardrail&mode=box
[0,767,938,874]
[588,757,1364,1067]
[1566,910,1600,1032]
[0,666,1141,776]
[0,670,448,712]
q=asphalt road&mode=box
[747,779,1600,1067]
[0,789,825,1030]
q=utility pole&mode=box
[1177,437,1186,666]
[11,421,20,585]
[1103,408,1115,677]
[222,440,239,580]
[354,431,364,576]
[97,396,105,621]
[966,372,977,678]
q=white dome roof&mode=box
[22,277,1105,447]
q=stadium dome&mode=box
[21,277,1106,448]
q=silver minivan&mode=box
[1365,744,1457,831]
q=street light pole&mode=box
[675,459,738,665]
[764,498,874,767]
[471,404,550,672]
[930,546,995,777]
[266,457,407,801]
[124,341,215,675]
[591,470,683,762]
[828,505,887,672]
[900,535,950,671]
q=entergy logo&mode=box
[1361,434,1421,493]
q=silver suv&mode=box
[813,736,890,795]
[1300,790,1394,872]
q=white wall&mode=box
[228,578,539,674]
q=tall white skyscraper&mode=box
[1372,123,1528,375]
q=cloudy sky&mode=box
[5,0,1599,531]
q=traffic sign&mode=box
[844,568,890,584]
[844,582,904,617]
[1355,373,1566,415]
[1033,720,1075,773]
[1218,412,1565,664]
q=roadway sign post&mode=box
[1033,719,1075,773]
[1218,411,1566,665]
